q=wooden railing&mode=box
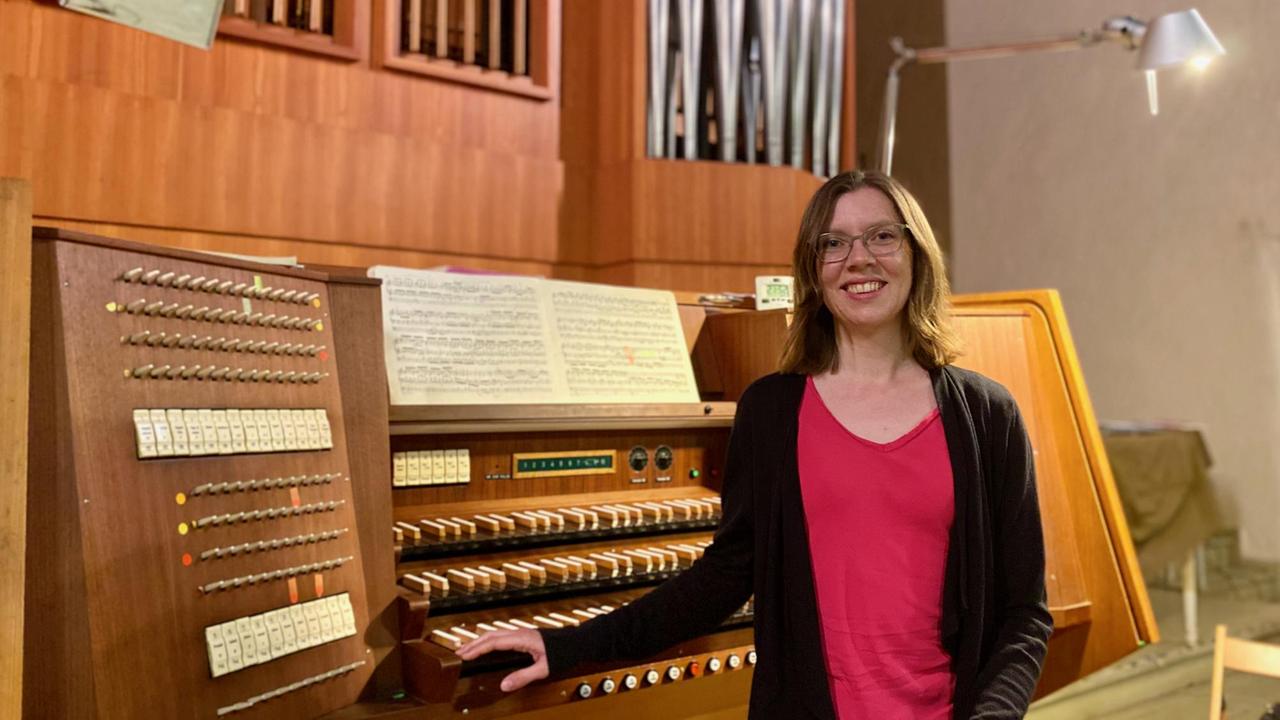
[219,0,370,60]
[379,0,556,100]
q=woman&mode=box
[457,170,1053,719]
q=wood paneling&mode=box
[1,0,560,270]
[0,178,31,720]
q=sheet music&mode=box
[369,267,562,405]
[368,267,700,406]
[548,281,700,403]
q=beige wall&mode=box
[945,1,1280,559]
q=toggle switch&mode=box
[201,278,221,292]
[144,301,165,316]
[190,307,210,321]
[216,280,235,294]
[258,314,276,327]
[156,271,176,287]
[141,269,161,285]
[187,276,207,290]
[230,283,248,295]
[120,267,144,282]
[281,290,298,302]
[145,333,165,347]
[309,345,326,357]
[149,365,170,379]
[124,331,149,345]
[268,288,286,301]
[165,366,184,380]
[175,304,194,319]
[131,364,154,379]
[163,334,183,348]
[160,303,181,318]
[209,367,229,381]
[181,365,200,379]
[174,273,191,288]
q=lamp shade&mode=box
[1136,8,1225,70]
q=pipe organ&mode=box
[18,225,1156,719]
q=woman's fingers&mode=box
[500,660,550,692]
[455,629,545,661]
[454,629,550,692]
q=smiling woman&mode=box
[456,170,1053,720]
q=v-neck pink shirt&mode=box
[797,376,956,719]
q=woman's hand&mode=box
[455,629,550,692]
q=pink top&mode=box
[797,376,956,719]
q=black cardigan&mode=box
[542,368,1053,719]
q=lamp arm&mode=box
[875,17,1144,174]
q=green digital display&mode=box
[516,454,614,473]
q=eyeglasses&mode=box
[814,223,910,263]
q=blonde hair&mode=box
[779,170,961,374]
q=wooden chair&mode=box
[1209,624,1280,720]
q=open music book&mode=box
[367,266,701,406]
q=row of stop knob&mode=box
[118,267,321,305]
[127,364,329,383]
[112,299,322,330]
[573,650,757,699]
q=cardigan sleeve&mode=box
[969,397,1055,719]
[539,387,759,674]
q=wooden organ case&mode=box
[17,222,1157,719]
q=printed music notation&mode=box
[367,267,700,406]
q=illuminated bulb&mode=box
[1190,55,1213,71]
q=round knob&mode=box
[598,677,616,694]
[574,682,592,699]
[664,665,682,682]
[746,650,757,666]
[686,661,702,678]
[726,654,742,670]
[706,657,722,673]
[621,673,638,691]
[643,669,660,686]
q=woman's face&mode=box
[818,188,914,335]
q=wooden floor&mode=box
[1029,588,1280,719]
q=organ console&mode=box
[10,219,1156,719]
